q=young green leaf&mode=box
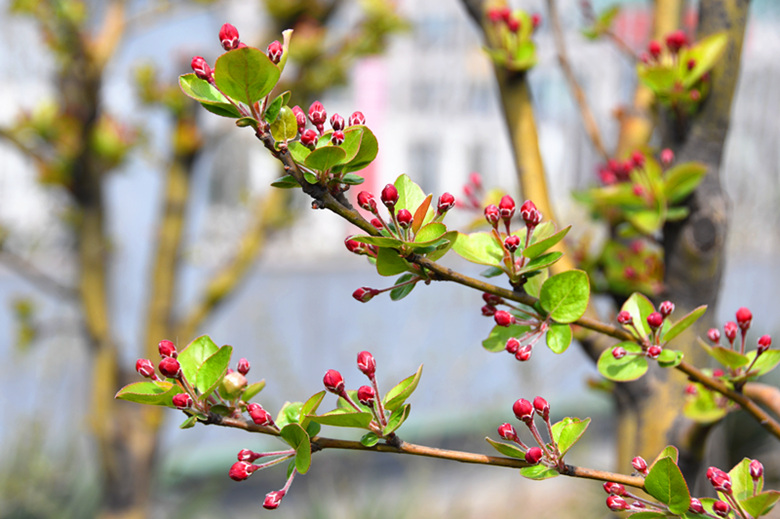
[729,458,758,502]
[115,381,183,406]
[551,417,590,456]
[645,456,690,514]
[663,305,707,343]
[299,390,326,431]
[179,74,242,118]
[597,342,649,381]
[746,350,780,377]
[360,432,380,447]
[196,345,233,400]
[383,364,423,411]
[339,126,378,174]
[383,403,411,435]
[280,423,312,474]
[213,47,280,107]
[390,273,416,301]
[376,247,412,277]
[519,464,559,480]
[270,106,298,142]
[681,32,728,87]
[657,348,683,368]
[304,146,347,172]
[414,222,447,244]
[242,380,266,402]
[394,174,427,215]
[178,335,220,387]
[485,437,526,459]
[451,231,504,267]
[621,293,656,338]
[546,323,572,354]
[539,270,590,323]
[275,401,303,429]
[683,385,727,423]
[306,408,373,428]
[701,344,750,370]
[179,415,198,429]
[270,174,300,189]
[663,163,707,204]
[741,491,780,518]
[522,226,571,259]
[482,324,531,353]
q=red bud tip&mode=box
[345,237,363,254]
[750,459,764,479]
[172,393,193,410]
[520,200,542,227]
[396,209,413,229]
[603,482,626,496]
[158,356,182,379]
[357,385,375,406]
[349,111,366,126]
[531,13,542,28]
[665,30,688,54]
[323,369,345,394]
[660,148,674,166]
[229,461,257,481]
[688,498,704,514]
[512,398,534,423]
[370,218,384,229]
[707,328,721,343]
[532,396,550,419]
[357,350,376,378]
[736,307,752,331]
[612,346,627,359]
[685,384,698,395]
[267,40,283,64]
[524,446,543,465]
[647,345,663,359]
[497,422,518,441]
[707,466,732,494]
[381,184,399,209]
[135,358,156,379]
[504,235,521,253]
[617,310,633,325]
[308,101,327,126]
[758,335,772,354]
[237,357,250,375]
[659,300,675,317]
[219,23,240,50]
[494,310,515,327]
[606,495,629,512]
[648,40,662,59]
[713,500,730,517]
[300,129,318,149]
[292,105,307,131]
[515,345,532,362]
[646,311,664,330]
[481,304,497,317]
[158,339,177,358]
[507,16,520,32]
[632,456,648,474]
[484,204,500,227]
[190,56,213,81]
[237,449,262,462]
[357,191,377,213]
[246,403,275,427]
[482,292,503,306]
[263,490,285,510]
[724,321,738,343]
[505,337,520,354]
[331,130,345,146]
[330,113,345,131]
[630,151,645,168]
[353,287,379,303]
[437,192,456,214]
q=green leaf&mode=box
[746,350,780,377]
[376,247,412,277]
[597,342,649,381]
[115,381,182,406]
[519,464,559,480]
[424,231,458,262]
[638,66,677,93]
[383,403,411,435]
[663,305,707,343]
[341,173,365,185]
[179,415,198,429]
[299,391,326,431]
[390,273,416,301]
[340,126,378,174]
[681,32,728,87]
[270,106,298,142]
[729,458,758,502]
[546,323,572,354]
[178,74,242,118]
[383,364,423,411]
[275,401,303,429]
[701,344,750,369]
[626,208,664,234]
[304,146,347,172]
[280,423,312,474]
[684,385,727,423]
[394,174,427,215]
[581,5,620,39]
[196,345,232,400]
[522,226,571,259]
[663,163,707,204]
[524,268,548,298]
[178,335,219,387]
[306,408,373,428]
[411,195,433,235]
[351,235,404,248]
[451,231,504,268]
[518,251,563,275]
[263,91,291,123]
[288,141,311,163]
[360,432,380,447]
[213,47,280,107]
[485,437,526,459]
[650,446,679,467]
[621,293,655,338]
[741,491,780,518]
[414,222,447,244]
[551,417,590,456]
[644,456,691,514]
[270,174,300,189]
[334,127,365,166]
[482,324,531,353]
[242,380,266,401]
[657,348,683,368]
[539,270,590,323]
[627,512,666,519]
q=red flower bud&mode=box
[713,368,725,377]
[647,311,664,330]
[247,403,275,427]
[685,384,698,395]
[505,337,520,354]
[484,204,500,227]
[689,497,704,514]
[758,335,772,354]
[329,113,345,132]
[498,195,516,221]
[504,235,521,253]
[381,184,399,209]
[349,111,366,126]
[345,237,363,254]
[513,398,534,423]
[713,500,730,517]
[158,356,182,379]
[191,56,213,81]
[497,422,518,442]
[371,218,384,229]
[659,301,675,317]
[606,495,629,511]
[707,466,732,494]
[612,346,627,359]
[300,129,318,149]
[219,23,240,50]
[353,286,379,303]
[136,358,157,379]
[647,345,663,359]
[263,490,285,510]
[603,482,626,496]
[665,30,688,54]
[481,304,497,317]
[507,16,520,32]
[707,328,721,343]
[630,151,645,168]
[736,307,752,331]
[617,311,633,325]
[515,345,533,361]
[750,459,764,479]
[396,209,413,229]
[172,393,192,410]
[525,446,543,464]
[648,40,662,59]
[357,385,375,406]
[308,101,327,127]
[266,40,283,64]
[237,357,250,375]
[724,321,738,343]
[533,396,550,420]
[520,200,542,228]
[331,130,345,146]
[237,449,262,462]
[531,13,542,29]
[483,293,503,306]
[357,351,376,378]
[158,339,177,358]
[437,192,455,214]
[660,148,674,166]
[632,456,648,474]
[494,310,515,327]
[229,460,257,481]
[323,369,345,394]
[292,105,307,132]
[357,191,377,213]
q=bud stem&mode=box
[370,376,389,428]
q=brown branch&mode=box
[546,0,609,161]
[743,383,780,422]
[0,249,78,301]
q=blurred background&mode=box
[1,0,779,517]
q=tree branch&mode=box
[0,249,78,301]
[744,383,780,421]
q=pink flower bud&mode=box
[660,148,674,166]
[647,345,663,359]
[687,58,697,70]
[648,40,662,59]
[707,466,732,494]
[520,200,542,228]
[323,369,345,394]
[736,307,752,331]
[531,13,542,29]
[330,113,345,131]
[229,460,257,481]
[481,304,497,317]
[524,446,543,464]
[219,23,240,50]
[191,56,213,81]
[724,321,738,343]
[266,40,283,63]
[750,459,764,479]
[665,30,688,54]
[492,424,515,445]
[158,356,182,379]
[136,358,157,379]
[381,184,399,209]
[308,101,327,127]
[371,218,384,229]
[331,130,345,146]
[172,393,192,410]
[713,368,725,377]
[504,235,521,253]
[533,397,550,420]
[617,311,633,325]
[689,497,704,514]
[158,340,177,358]
[357,385,375,406]
[437,192,455,214]
[247,403,275,427]
[607,495,629,511]
[758,335,772,354]
[292,105,307,132]
[507,16,520,33]
[357,351,376,378]
[630,151,645,168]
[505,337,520,354]
[237,357,250,375]
[357,191,377,213]
[632,456,648,474]
[300,129,318,149]
[713,500,730,517]
[659,301,675,317]
[396,209,413,229]
[353,286,379,303]
[483,293,503,306]
[707,328,721,343]
[263,490,285,510]
[612,346,627,359]
[498,195,516,221]
[494,310,515,327]
[603,482,626,496]
[515,345,533,362]
[484,204,500,227]
[647,312,663,330]
[512,398,534,423]
[349,111,366,126]
[685,384,698,395]
[345,237,363,254]
[237,449,262,462]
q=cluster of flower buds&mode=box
[707,306,772,359]
[484,291,547,362]
[135,340,182,382]
[228,445,298,510]
[642,29,689,63]
[486,6,542,33]
[323,351,389,432]
[597,148,673,186]
[483,196,543,280]
[497,396,562,467]
[459,172,484,210]
[613,301,677,360]
[292,100,365,144]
